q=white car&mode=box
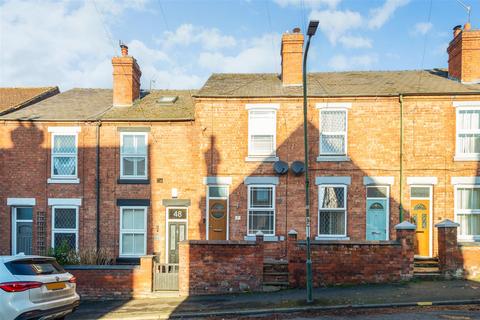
[0,255,80,320]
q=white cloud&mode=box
[338,35,372,48]
[198,33,281,73]
[412,22,433,36]
[309,9,363,45]
[368,0,410,29]
[162,24,237,50]
[328,54,378,70]
[274,0,341,9]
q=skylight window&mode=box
[157,96,178,104]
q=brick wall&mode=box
[436,221,480,280]
[178,236,264,295]
[65,256,153,300]
[287,226,415,287]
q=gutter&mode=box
[399,94,404,222]
[96,121,102,252]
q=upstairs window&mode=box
[247,185,275,236]
[456,108,480,157]
[120,133,148,179]
[51,133,78,179]
[320,109,347,156]
[248,109,277,157]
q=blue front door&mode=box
[366,199,387,240]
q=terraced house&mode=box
[1,23,480,294]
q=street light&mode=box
[303,20,318,304]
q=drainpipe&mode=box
[399,94,404,223]
[96,121,102,252]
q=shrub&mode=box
[48,243,114,265]
[47,241,79,265]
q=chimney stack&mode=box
[281,28,304,86]
[112,43,142,107]
[447,23,480,83]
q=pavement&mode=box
[69,280,480,319]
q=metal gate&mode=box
[153,261,179,291]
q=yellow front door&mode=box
[411,199,430,256]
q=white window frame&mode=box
[206,185,229,240]
[316,104,351,159]
[365,185,390,241]
[246,104,278,158]
[454,185,480,241]
[50,132,78,180]
[120,132,148,180]
[51,206,79,250]
[454,105,480,160]
[247,184,276,236]
[318,184,348,238]
[11,206,33,255]
[119,206,147,257]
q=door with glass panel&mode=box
[208,186,228,240]
[168,222,186,264]
[366,186,389,241]
[410,186,431,257]
[12,207,33,255]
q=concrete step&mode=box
[263,272,289,283]
[413,272,443,280]
[263,281,289,286]
[264,262,288,274]
[414,267,440,273]
[414,261,440,268]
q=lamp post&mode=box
[303,20,318,304]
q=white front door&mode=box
[12,207,33,255]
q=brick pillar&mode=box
[395,221,416,280]
[436,219,462,278]
[287,229,299,287]
[179,242,190,296]
[133,255,154,294]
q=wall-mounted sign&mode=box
[168,208,187,220]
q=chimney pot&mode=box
[464,22,471,31]
[453,25,462,38]
[120,44,129,56]
[292,27,301,33]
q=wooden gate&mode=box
[153,261,179,291]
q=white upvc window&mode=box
[319,109,347,156]
[247,108,277,157]
[119,207,147,257]
[455,185,480,241]
[318,185,347,237]
[247,185,275,236]
[456,107,480,159]
[120,132,148,179]
[51,132,78,179]
[52,206,78,250]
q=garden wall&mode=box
[64,255,153,299]
[287,224,415,287]
[179,235,264,295]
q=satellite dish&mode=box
[273,160,289,175]
[291,161,305,176]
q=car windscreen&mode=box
[5,259,66,275]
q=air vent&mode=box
[157,96,178,104]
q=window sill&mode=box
[454,155,480,161]
[244,235,283,242]
[245,156,279,162]
[315,236,350,241]
[48,178,80,184]
[316,155,351,162]
[117,179,150,185]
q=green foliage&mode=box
[47,241,79,265]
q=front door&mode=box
[12,207,33,255]
[168,222,186,264]
[411,199,430,256]
[366,199,387,240]
[208,199,227,240]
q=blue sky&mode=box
[1,0,478,90]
